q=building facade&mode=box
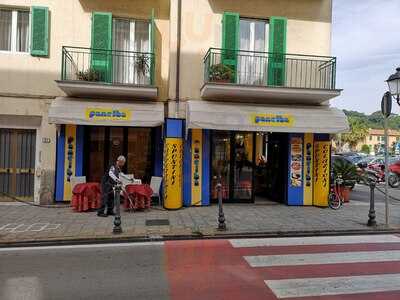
[0,0,348,207]
[356,129,400,154]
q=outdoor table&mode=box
[71,182,101,212]
[123,184,153,211]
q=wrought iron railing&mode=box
[204,48,337,90]
[61,46,155,86]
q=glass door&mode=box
[211,131,231,201]
[232,133,254,200]
[238,18,269,85]
[211,131,255,202]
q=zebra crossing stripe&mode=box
[265,273,400,298]
[230,234,400,248]
[245,250,400,267]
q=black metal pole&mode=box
[216,175,226,231]
[113,183,122,234]
[367,179,377,227]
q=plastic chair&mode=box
[150,176,163,206]
[70,176,86,191]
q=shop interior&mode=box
[211,131,288,203]
[83,126,155,184]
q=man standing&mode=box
[97,155,132,217]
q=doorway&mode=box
[0,128,36,201]
[84,126,154,183]
[211,131,255,203]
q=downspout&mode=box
[175,0,182,118]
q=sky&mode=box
[332,0,400,115]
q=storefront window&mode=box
[87,127,105,183]
[232,133,253,200]
[127,128,153,183]
[211,131,230,201]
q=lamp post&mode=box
[383,67,400,227]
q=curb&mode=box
[1,227,399,248]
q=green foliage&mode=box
[341,116,369,149]
[76,68,100,82]
[343,110,400,130]
[361,144,370,154]
[209,63,234,82]
[332,158,358,186]
[135,54,150,76]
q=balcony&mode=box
[201,48,341,104]
[56,46,158,100]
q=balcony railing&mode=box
[204,48,336,90]
[61,46,155,86]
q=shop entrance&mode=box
[84,126,154,183]
[210,131,288,203]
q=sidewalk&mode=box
[1,198,400,246]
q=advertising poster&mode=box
[191,129,202,206]
[290,137,303,187]
[163,138,183,209]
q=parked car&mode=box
[388,159,400,188]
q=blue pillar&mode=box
[55,125,65,202]
[201,129,211,205]
[287,133,304,205]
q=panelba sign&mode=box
[250,113,294,127]
[85,108,131,121]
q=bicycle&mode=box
[328,174,344,209]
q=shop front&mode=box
[49,97,164,202]
[183,100,349,207]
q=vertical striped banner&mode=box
[191,129,202,206]
[303,133,313,205]
[63,124,77,201]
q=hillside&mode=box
[343,110,400,130]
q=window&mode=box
[238,18,269,85]
[369,136,372,141]
[112,18,150,84]
[0,8,29,53]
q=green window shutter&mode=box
[267,16,287,86]
[30,6,49,57]
[150,9,155,85]
[91,12,112,83]
[221,12,239,83]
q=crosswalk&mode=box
[230,235,400,299]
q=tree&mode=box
[361,144,370,154]
[341,116,369,150]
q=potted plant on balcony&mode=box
[135,54,150,77]
[208,63,234,83]
[332,158,357,202]
[76,68,100,82]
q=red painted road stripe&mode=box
[287,290,400,300]
[165,240,278,300]
[235,242,400,256]
[255,261,400,280]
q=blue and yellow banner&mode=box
[164,138,183,209]
[191,129,202,206]
[85,108,131,121]
[313,141,330,207]
[250,113,294,127]
[303,133,313,205]
[63,124,77,201]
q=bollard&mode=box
[113,183,122,234]
[216,175,226,231]
[367,179,377,227]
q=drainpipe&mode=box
[175,0,182,118]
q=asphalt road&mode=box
[350,183,400,203]
[0,242,169,300]
[2,236,400,300]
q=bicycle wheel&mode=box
[328,192,341,209]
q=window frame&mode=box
[0,7,30,54]
[112,17,151,52]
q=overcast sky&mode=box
[332,0,400,115]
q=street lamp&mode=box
[386,67,400,106]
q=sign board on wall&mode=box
[85,108,131,121]
[313,141,330,207]
[290,137,303,187]
[303,133,313,205]
[63,124,76,201]
[163,138,183,209]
